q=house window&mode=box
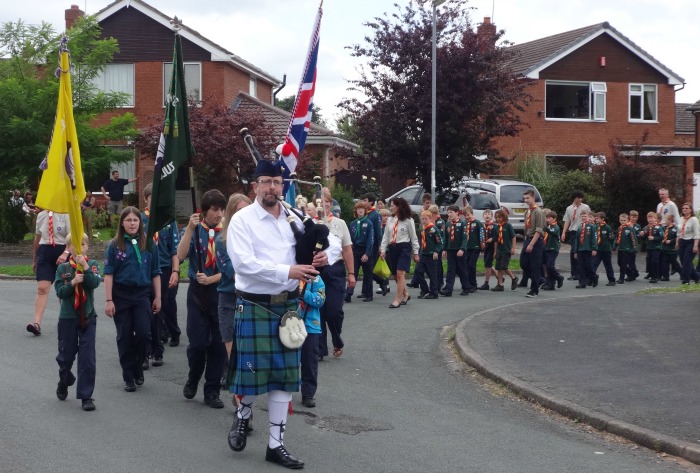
[91,64,134,107]
[629,84,657,121]
[249,77,257,98]
[545,81,606,121]
[163,62,201,105]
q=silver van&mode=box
[459,179,543,233]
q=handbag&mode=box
[373,257,391,279]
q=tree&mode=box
[340,1,531,190]
[0,17,137,191]
[275,94,328,128]
[134,98,277,197]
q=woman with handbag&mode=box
[380,198,420,308]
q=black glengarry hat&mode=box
[255,159,282,178]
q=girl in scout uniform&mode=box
[104,207,161,392]
[346,202,375,302]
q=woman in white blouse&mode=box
[380,198,419,308]
[676,203,700,284]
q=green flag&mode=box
[147,34,194,249]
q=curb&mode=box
[454,300,700,466]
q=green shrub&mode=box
[331,183,355,224]
[545,170,605,219]
[0,193,28,243]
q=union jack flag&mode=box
[280,2,322,198]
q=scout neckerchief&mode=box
[68,257,87,310]
[450,218,459,242]
[580,223,586,245]
[617,223,630,245]
[597,223,604,245]
[572,204,579,225]
[663,225,670,242]
[144,208,158,245]
[354,216,367,241]
[48,211,56,246]
[466,219,473,239]
[681,217,688,238]
[421,223,434,249]
[200,221,222,269]
[128,233,142,266]
[391,218,398,244]
[544,221,556,244]
[525,204,538,232]
[498,223,504,244]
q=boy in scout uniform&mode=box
[541,211,563,290]
[415,210,443,299]
[463,206,484,293]
[614,213,638,284]
[627,210,642,281]
[346,202,375,302]
[440,205,469,297]
[592,212,616,286]
[660,213,682,281]
[645,212,664,283]
[573,210,598,288]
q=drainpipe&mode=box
[273,74,287,106]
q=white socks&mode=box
[268,390,292,449]
[237,395,256,419]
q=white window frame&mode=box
[544,80,607,122]
[91,63,135,108]
[628,83,658,122]
[163,62,202,106]
[249,77,257,98]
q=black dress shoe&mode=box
[56,381,68,400]
[616,279,624,284]
[606,281,616,286]
[575,284,587,288]
[356,294,365,298]
[424,293,438,299]
[541,284,554,291]
[302,397,316,408]
[469,287,477,293]
[124,381,136,392]
[344,295,352,303]
[204,395,224,408]
[478,283,490,290]
[81,398,96,411]
[142,359,150,371]
[228,417,250,452]
[417,292,426,299]
[459,290,470,296]
[362,297,373,302]
[406,282,419,288]
[135,376,144,386]
[169,337,180,347]
[660,277,669,281]
[265,445,305,469]
[183,380,197,399]
[592,276,599,288]
[152,357,163,367]
[557,276,564,289]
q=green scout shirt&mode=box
[420,224,443,255]
[55,259,101,319]
[615,224,637,252]
[495,223,515,255]
[544,223,561,252]
[597,224,614,252]
[574,223,598,252]
[645,224,664,251]
[632,223,642,253]
[661,225,678,254]
[444,218,467,251]
[465,219,484,250]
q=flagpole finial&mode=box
[171,16,183,33]
[55,36,71,78]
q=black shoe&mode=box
[406,282,419,288]
[124,381,136,392]
[469,287,477,293]
[81,398,96,411]
[362,297,373,302]
[356,294,365,299]
[557,276,564,289]
[644,274,651,279]
[439,289,451,296]
[65,371,76,387]
[183,380,197,399]
[649,279,659,284]
[169,337,180,347]
[135,376,144,386]
[424,293,438,299]
[344,295,352,303]
[302,397,316,408]
[417,292,426,299]
[616,279,624,284]
[575,284,587,289]
[491,284,504,292]
[517,280,528,288]
[567,275,578,281]
[204,395,224,409]
[541,284,554,291]
[56,381,68,401]
[381,285,390,296]
[459,290,470,296]
[592,276,599,288]
[606,281,616,286]
[376,288,383,294]
[625,276,636,282]
[228,417,250,452]
[142,359,150,371]
[265,445,305,470]
[152,357,163,367]
[670,269,677,276]
[478,283,490,290]
[660,277,669,281]
[511,277,519,290]
[525,291,538,298]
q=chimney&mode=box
[65,4,85,30]
[477,17,497,51]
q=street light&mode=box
[431,0,446,201]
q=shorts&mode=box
[387,242,412,274]
[483,248,494,268]
[495,252,512,271]
[107,200,123,215]
[36,244,66,282]
[218,291,236,343]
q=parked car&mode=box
[458,179,543,233]
[438,188,501,222]
[385,185,428,215]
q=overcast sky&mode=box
[5,0,700,127]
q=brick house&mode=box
[490,20,698,202]
[70,0,354,212]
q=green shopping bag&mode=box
[373,257,391,279]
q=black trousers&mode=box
[113,284,151,383]
[465,249,481,289]
[162,281,181,340]
[148,266,170,358]
[660,251,681,279]
[567,231,579,276]
[347,246,373,298]
[593,251,615,282]
[56,316,96,400]
[319,261,347,357]
[415,254,439,296]
[186,282,226,397]
[617,251,634,281]
[444,250,468,293]
[577,251,596,283]
[647,249,661,280]
[544,250,561,285]
[521,238,544,293]
[300,333,320,399]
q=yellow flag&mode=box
[36,47,85,254]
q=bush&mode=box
[330,183,355,224]
[0,194,29,243]
[545,170,605,219]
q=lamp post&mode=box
[431,0,446,201]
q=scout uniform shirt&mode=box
[482,221,496,247]
[646,224,664,251]
[187,223,222,279]
[464,218,485,250]
[420,223,443,256]
[104,237,161,287]
[366,207,382,256]
[444,218,467,251]
[544,222,561,252]
[574,223,598,252]
[661,224,679,254]
[435,217,446,238]
[350,216,375,253]
[55,258,101,319]
[142,211,180,271]
[597,223,614,252]
[632,223,643,253]
[614,224,637,252]
[495,222,515,255]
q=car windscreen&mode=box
[500,185,542,203]
[469,194,500,210]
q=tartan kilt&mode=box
[231,298,301,395]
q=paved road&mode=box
[0,279,695,473]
